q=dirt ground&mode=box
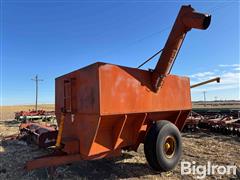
[0,123,240,179]
[0,105,239,180]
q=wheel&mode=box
[144,120,182,172]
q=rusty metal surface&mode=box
[15,110,55,121]
[183,109,240,136]
[99,64,192,115]
[26,154,82,170]
[25,4,212,171]
[25,149,122,171]
[152,5,211,91]
[62,137,79,154]
[55,63,191,158]
[19,122,58,148]
[190,77,220,88]
[55,63,100,117]
[183,111,204,131]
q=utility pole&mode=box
[203,91,206,107]
[31,75,43,111]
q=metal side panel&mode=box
[99,64,192,115]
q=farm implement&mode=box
[183,109,240,136]
[20,5,212,172]
[183,77,240,135]
[14,110,57,148]
[19,122,58,148]
[15,110,55,122]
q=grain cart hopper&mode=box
[26,5,211,172]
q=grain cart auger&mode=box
[25,5,211,172]
[190,77,220,89]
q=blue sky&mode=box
[0,1,239,105]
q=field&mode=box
[192,101,240,109]
[0,104,54,120]
[1,101,240,120]
[0,104,240,179]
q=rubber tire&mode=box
[144,120,182,172]
[144,120,169,171]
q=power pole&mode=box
[31,75,43,111]
[203,91,206,107]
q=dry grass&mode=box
[0,104,239,179]
[0,104,54,120]
[0,119,239,180]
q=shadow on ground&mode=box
[52,154,160,179]
[28,152,161,179]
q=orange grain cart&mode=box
[26,5,211,172]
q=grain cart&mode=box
[26,5,211,172]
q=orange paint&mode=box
[55,62,192,157]
[26,5,211,170]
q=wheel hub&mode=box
[164,136,176,159]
